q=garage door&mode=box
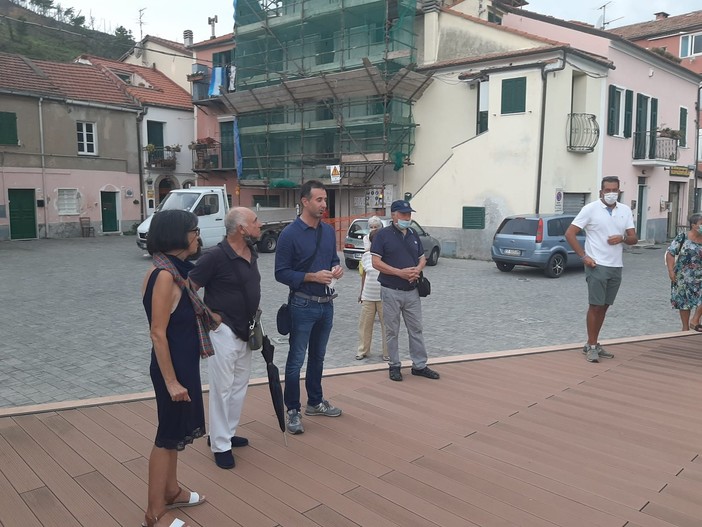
[563,193,588,214]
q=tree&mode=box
[29,0,54,15]
[70,14,85,27]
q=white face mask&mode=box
[603,192,618,205]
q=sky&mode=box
[56,0,702,44]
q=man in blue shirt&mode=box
[275,180,344,434]
[371,200,440,382]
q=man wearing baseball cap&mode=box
[370,200,440,382]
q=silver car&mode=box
[491,213,586,278]
[343,217,441,269]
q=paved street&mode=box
[0,235,680,408]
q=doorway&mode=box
[636,179,647,239]
[667,182,684,239]
[8,188,37,239]
[100,191,119,232]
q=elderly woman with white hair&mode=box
[356,217,389,361]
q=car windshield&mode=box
[155,192,199,212]
[498,218,538,236]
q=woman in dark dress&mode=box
[141,210,211,527]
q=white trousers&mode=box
[208,323,252,453]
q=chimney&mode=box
[654,12,669,20]
[183,30,193,47]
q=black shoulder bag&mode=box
[276,226,323,335]
[399,228,431,297]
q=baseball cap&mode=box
[390,200,415,213]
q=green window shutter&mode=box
[0,112,18,145]
[649,97,658,159]
[607,85,617,136]
[623,90,633,138]
[501,77,526,114]
[462,207,485,229]
[679,107,688,148]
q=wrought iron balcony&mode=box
[143,147,177,170]
[632,131,679,164]
[566,113,599,153]
[190,141,236,171]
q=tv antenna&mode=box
[597,1,624,30]
[208,15,218,39]
[138,7,146,41]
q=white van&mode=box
[136,186,228,251]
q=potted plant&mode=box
[657,127,681,140]
[143,143,156,153]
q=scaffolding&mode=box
[226,0,433,187]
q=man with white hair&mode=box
[190,207,262,469]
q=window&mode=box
[477,80,489,134]
[606,85,633,137]
[501,77,526,115]
[76,121,97,155]
[679,107,688,148]
[193,195,220,216]
[253,195,280,207]
[680,33,702,58]
[0,111,18,145]
[462,207,486,229]
[212,50,234,68]
[57,189,79,215]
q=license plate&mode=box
[503,249,521,256]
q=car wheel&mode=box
[496,262,515,272]
[257,233,277,253]
[345,258,359,270]
[545,253,566,278]
[427,247,440,266]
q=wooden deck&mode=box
[0,334,700,527]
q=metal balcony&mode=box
[190,141,236,172]
[566,113,599,153]
[632,131,679,165]
[143,147,177,170]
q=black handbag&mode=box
[417,272,431,297]
[399,228,431,297]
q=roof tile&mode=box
[610,10,702,40]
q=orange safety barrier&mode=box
[323,213,375,251]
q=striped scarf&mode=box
[152,252,216,358]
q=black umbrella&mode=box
[261,334,287,446]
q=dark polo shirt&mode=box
[274,217,339,297]
[370,224,424,290]
[189,239,261,341]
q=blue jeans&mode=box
[284,295,334,411]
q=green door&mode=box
[8,189,37,240]
[101,191,118,232]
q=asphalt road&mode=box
[0,235,680,408]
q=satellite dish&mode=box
[134,46,142,58]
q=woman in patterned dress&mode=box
[665,213,702,331]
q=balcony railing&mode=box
[566,113,599,153]
[190,142,236,171]
[144,147,177,169]
[632,131,679,162]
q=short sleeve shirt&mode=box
[571,200,635,268]
[189,240,261,341]
[370,224,424,290]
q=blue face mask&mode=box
[397,219,411,229]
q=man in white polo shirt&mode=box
[565,176,638,363]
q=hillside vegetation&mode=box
[0,0,135,62]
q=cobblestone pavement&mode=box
[0,235,680,408]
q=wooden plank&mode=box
[0,424,44,493]
[58,409,140,463]
[37,413,147,508]
[74,471,143,527]
[0,416,120,527]
[641,501,701,527]
[20,487,76,527]
[0,469,43,527]
[12,414,94,478]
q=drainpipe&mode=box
[693,82,702,213]
[38,97,49,238]
[535,52,567,214]
[136,107,147,221]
